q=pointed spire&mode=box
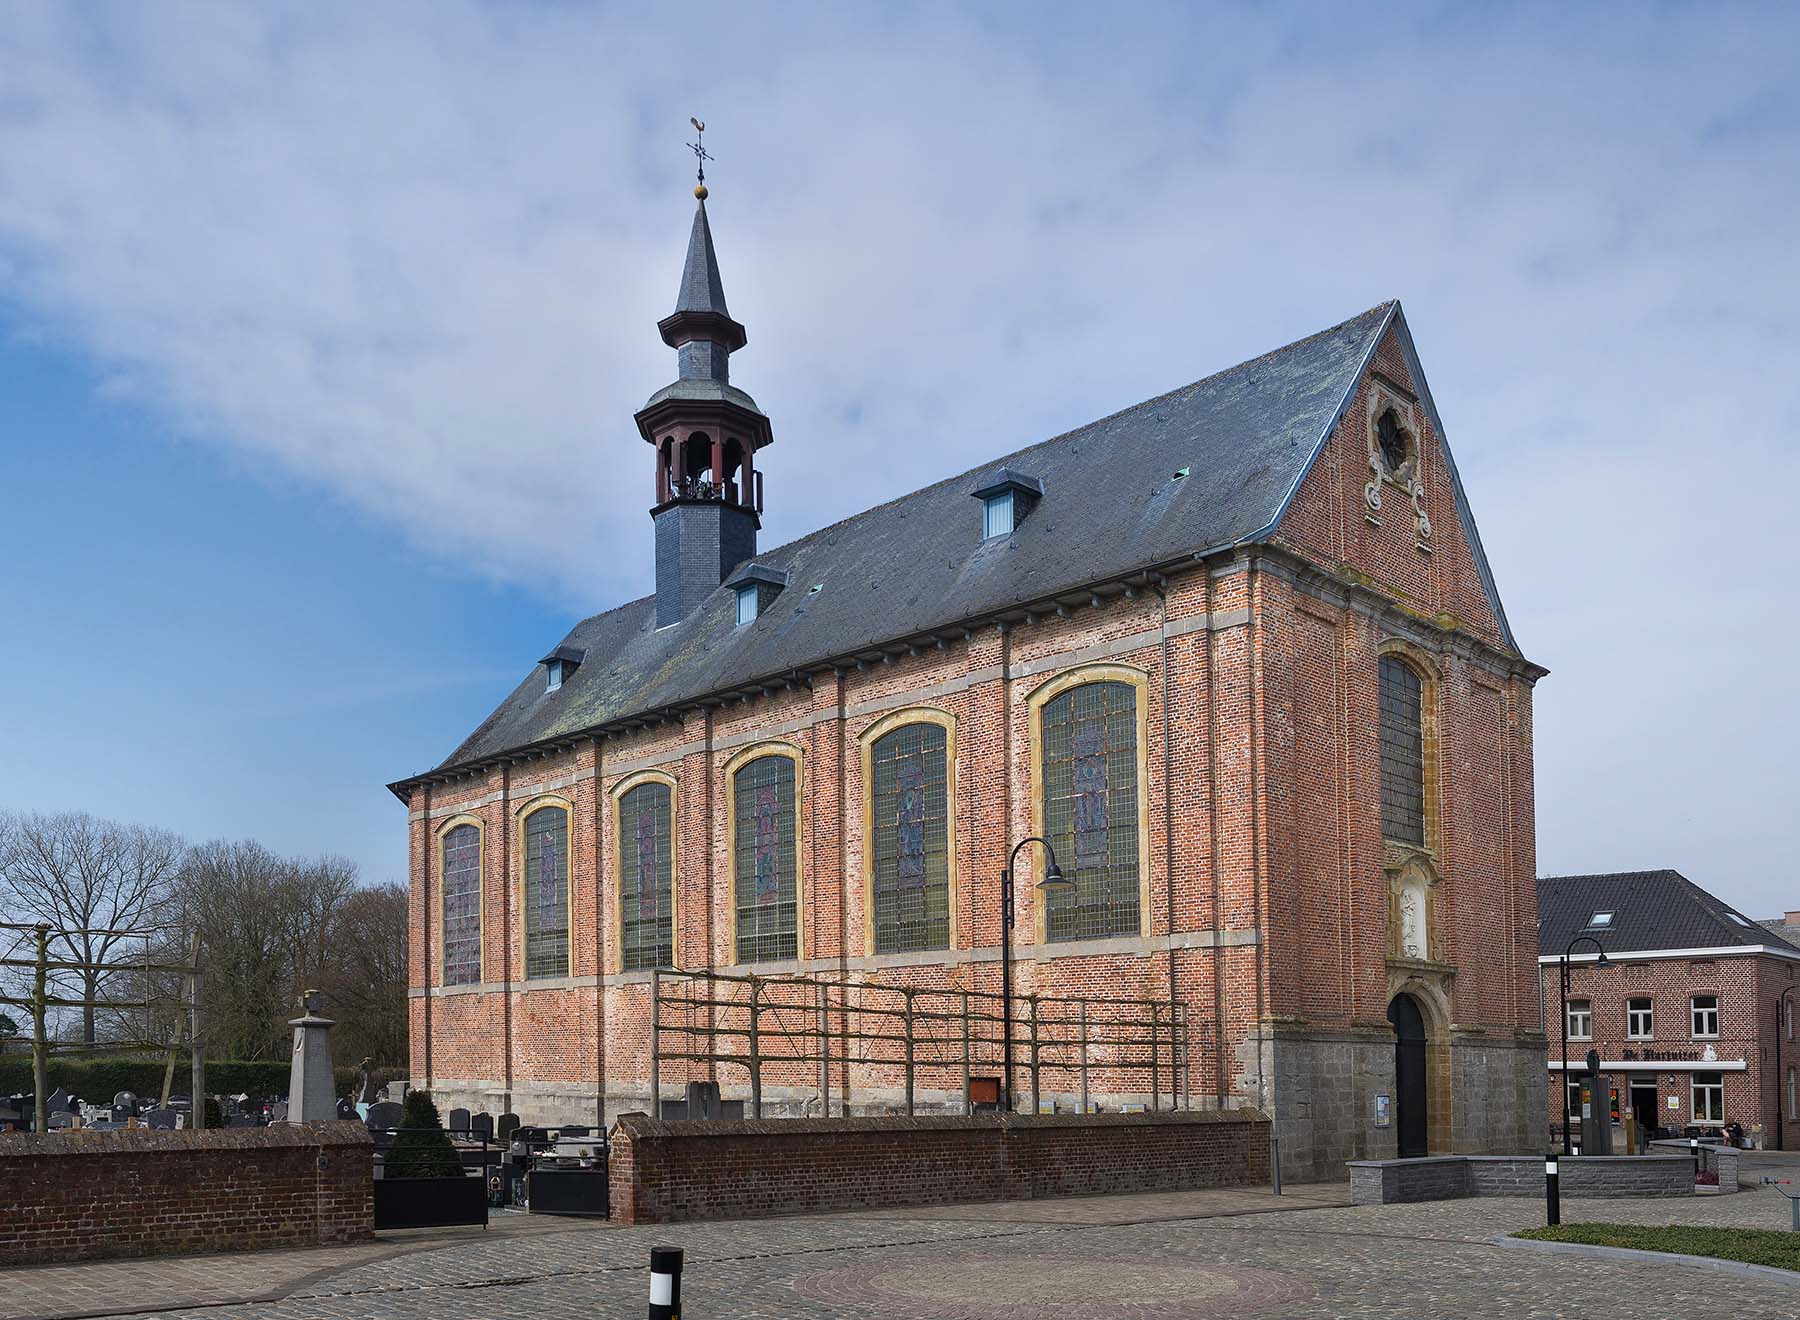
[675,201,730,318]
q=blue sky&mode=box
[0,3,1796,907]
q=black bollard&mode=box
[1690,1136,1700,1181]
[649,1246,682,1320]
[1544,1154,1560,1226]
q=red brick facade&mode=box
[0,1122,373,1265]
[403,320,1546,1179]
[1544,950,1800,1148]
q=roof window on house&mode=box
[539,645,585,694]
[1586,911,1614,928]
[725,563,789,628]
[970,468,1044,541]
[1728,913,1752,927]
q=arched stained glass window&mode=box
[1041,681,1140,941]
[441,823,481,985]
[523,806,570,978]
[870,722,950,953]
[619,780,674,970]
[734,754,797,963]
[1379,657,1425,845]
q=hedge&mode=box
[0,1054,395,1102]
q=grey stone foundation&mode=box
[1255,1024,1548,1182]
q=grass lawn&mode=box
[1517,1223,1800,1272]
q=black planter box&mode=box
[374,1174,489,1229]
[527,1168,610,1218]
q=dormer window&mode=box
[725,563,788,628]
[970,468,1043,541]
[539,645,585,694]
[983,490,1014,539]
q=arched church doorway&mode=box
[1388,993,1428,1158]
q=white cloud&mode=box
[0,3,1796,904]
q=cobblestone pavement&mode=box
[12,1186,1800,1320]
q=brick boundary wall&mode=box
[0,1121,374,1265]
[608,1109,1270,1225]
[1348,1154,1694,1205]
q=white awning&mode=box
[1547,1059,1745,1072]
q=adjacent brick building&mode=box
[390,185,1548,1179]
[1540,870,1800,1149]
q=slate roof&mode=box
[393,299,1518,794]
[1538,870,1800,958]
[675,202,730,316]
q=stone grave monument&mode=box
[285,989,338,1124]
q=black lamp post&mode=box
[1560,934,1610,1155]
[1778,986,1797,1151]
[1000,836,1069,1113]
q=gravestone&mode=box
[46,1087,69,1114]
[448,1107,471,1134]
[48,1110,75,1130]
[687,1080,722,1120]
[0,1106,21,1131]
[269,1100,289,1123]
[497,1112,520,1144]
[285,989,338,1124]
[366,1100,404,1131]
[144,1108,177,1130]
[471,1111,494,1143]
[337,1097,358,1120]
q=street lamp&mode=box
[999,836,1070,1113]
[1778,986,1797,1150]
[1560,934,1611,1155]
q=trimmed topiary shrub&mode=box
[384,1090,462,1179]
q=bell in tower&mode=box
[636,149,773,628]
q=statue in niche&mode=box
[1400,884,1428,961]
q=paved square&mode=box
[7,1183,1800,1319]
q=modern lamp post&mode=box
[1778,986,1797,1150]
[999,836,1070,1113]
[1560,934,1611,1155]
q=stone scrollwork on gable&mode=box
[1366,382,1431,543]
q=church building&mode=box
[390,183,1547,1179]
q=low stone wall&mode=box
[608,1110,1270,1225]
[0,1121,374,1265]
[1349,1154,1693,1205]
[1649,1139,1741,1191]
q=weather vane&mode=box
[687,117,712,199]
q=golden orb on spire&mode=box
[694,182,708,200]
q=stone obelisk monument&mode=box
[286,989,338,1123]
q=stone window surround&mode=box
[516,795,575,980]
[611,769,679,973]
[433,813,485,986]
[724,740,807,965]
[857,706,959,958]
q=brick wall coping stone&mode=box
[0,1120,371,1156]
[612,1109,1267,1140]
[1349,1153,1693,1205]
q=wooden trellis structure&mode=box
[650,968,1193,1119]
[0,922,203,1134]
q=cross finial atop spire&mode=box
[687,117,712,200]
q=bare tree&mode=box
[319,882,408,1068]
[0,812,184,1043]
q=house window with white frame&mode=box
[1566,998,1592,1040]
[1626,997,1654,1040]
[1691,994,1719,1039]
[1691,1071,1724,1124]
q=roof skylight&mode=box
[1586,911,1614,928]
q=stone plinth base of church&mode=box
[1255,1025,1547,1182]
[608,1109,1270,1225]
[1349,1153,1693,1204]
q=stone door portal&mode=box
[1388,993,1428,1158]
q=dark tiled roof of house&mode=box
[393,299,1518,792]
[1539,870,1800,957]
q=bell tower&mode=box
[637,152,773,628]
